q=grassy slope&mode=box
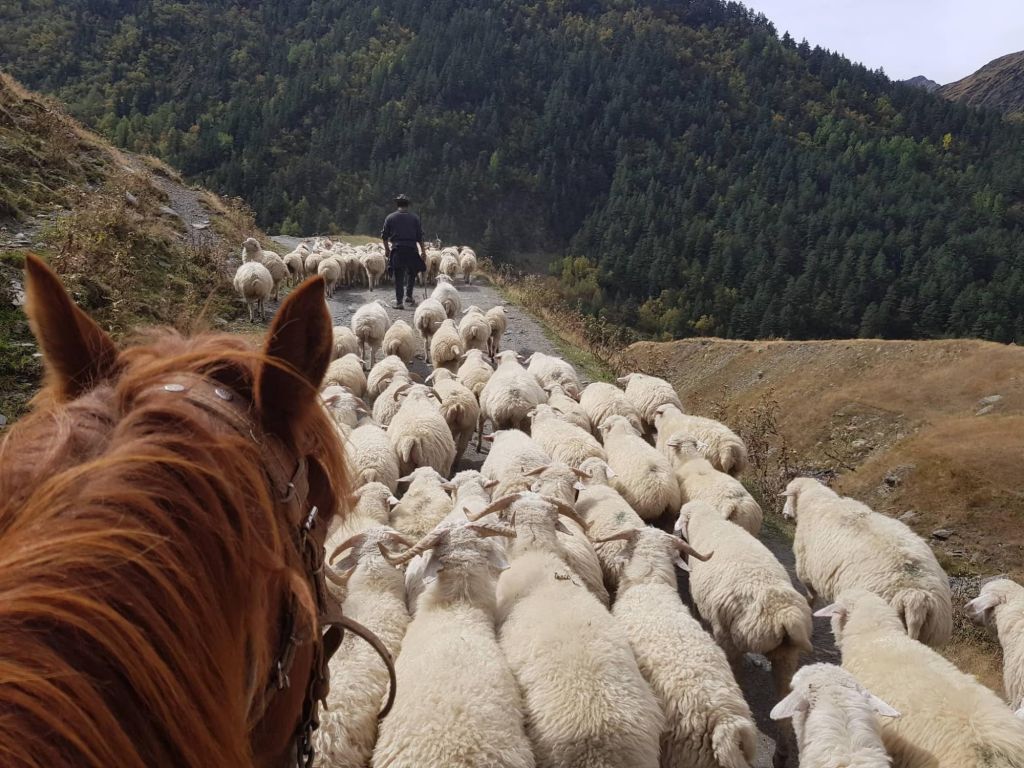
[0,73,265,421]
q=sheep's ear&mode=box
[864,693,900,718]
[769,690,807,720]
[673,555,690,572]
[387,495,400,506]
[814,603,846,620]
[573,481,586,491]
[23,253,119,401]
[486,546,510,572]
[422,551,443,584]
[555,520,571,534]
[257,275,332,438]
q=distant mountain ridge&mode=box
[904,75,941,92]
[940,51,1024,117]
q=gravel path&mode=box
[264,240,835,766]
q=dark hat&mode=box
[394,193,410,206]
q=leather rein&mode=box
[152,373,396,767]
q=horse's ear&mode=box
[257,276,332,437]
[23,253,118,401]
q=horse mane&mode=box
[0,327,348,768]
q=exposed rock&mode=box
[124,191,139,206]
[159,205,180,218]
[931,528,954,541]
[898,510,918,523]
[978,394,1002,406]
[976,405,995,416]
[13,232,30,245]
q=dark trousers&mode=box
[394,265,416,302]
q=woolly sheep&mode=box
[456,348,493,397]
[232,261,273,323]
[372,523,533,768]
[526,351,582,399]
[608,526,757,768]
[283,245,308,284]
[346,423,400,493]
[423,249,442,285]
[361,250,387,291]
[817,589,1024,767]
[314,527,411,768]
[318,256,342,298]
[782,477,952,646]
[323,353,367,397]
[665,434,762,535]
[769,663,899,768]
[676,500,812,697]
[327,481,396,541]
[543,382,592,432]
[387,385,456,478]
[598,415,680,521]
[426,369,479,465]
[332,326,360,361]
[490,494,664,768]
[366,355,409,403]
[390,467,453,539]
[351,300,391,369]
[413,297,446,358]
[655,405,748,476]
[529,403,606,469]
[967,578,1024,711]
[304,250,324,277]
[459,250,477,284]
[480,429,551,498]
[457,306,491,354]
[574,457,645,588]
[439,252,459,281]
[429,318,463,373]
[321,385,370,433]
[260,252,289,301]
[617,371,684,428]
[580,381,643,437]
[484,305,507,358]
[381,320,417,364]
[240,236,278,266]
[371,373,414,428]
[477,351,548,448]
[430,275,461,318]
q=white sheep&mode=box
[484,305,507,358]
[458,306,491,354]
[529,403,607,469]
[332,326,360,361]
[232,261,273,323]
[426,369,479,465]
[387,384,456,478]
[361,251,387,291]
[346,422,400,492]
[260,252,289,301]
[240,236,278,265]
[460,250,477,284]
[413,297,447,358]
[526,351,582,398]
[477,351,548,448]
[283,245,308,284]
[381,319,417,364]
[489,493,664,768]
[543,382,592,432]
[323,353,367,397]
[655,405,748,476]
[580,381,644,437]
[617,371,683,429]
[676,500,812,696]
[665,434,762,535]
[967,578,1024,711]
[479,429,551,498]
[318,256,342,298]
[439,252,459,281]
[428,318,463,373]
[366,355,409,403]
[456,348,493,397]
[430,275,461,318]
[423,249,441,284]
[817,588,1024,767]
[607,526,757,768]
[321,385,369,433]
[782,477,952,646]
[599,414,680,521]
[371,522,533,768]
[304,250,324,277]
[371,373,413,429]
[389,466,453,539]
[769,663,900,768]
[314,527,411,768]
[351,300,391,369]
[326,481,395,541]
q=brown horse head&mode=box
[0,255,349,767]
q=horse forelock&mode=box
[0,327,348,768]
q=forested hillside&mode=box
[3,0,1023,342]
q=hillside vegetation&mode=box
[0,73,261,420]
[941,51,1024,119]
[2,0,1023,343]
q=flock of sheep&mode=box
[232,237,478,322]
[238,237,1024,768]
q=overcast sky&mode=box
[743,0,1024,84]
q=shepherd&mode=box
[381,194,427,310]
